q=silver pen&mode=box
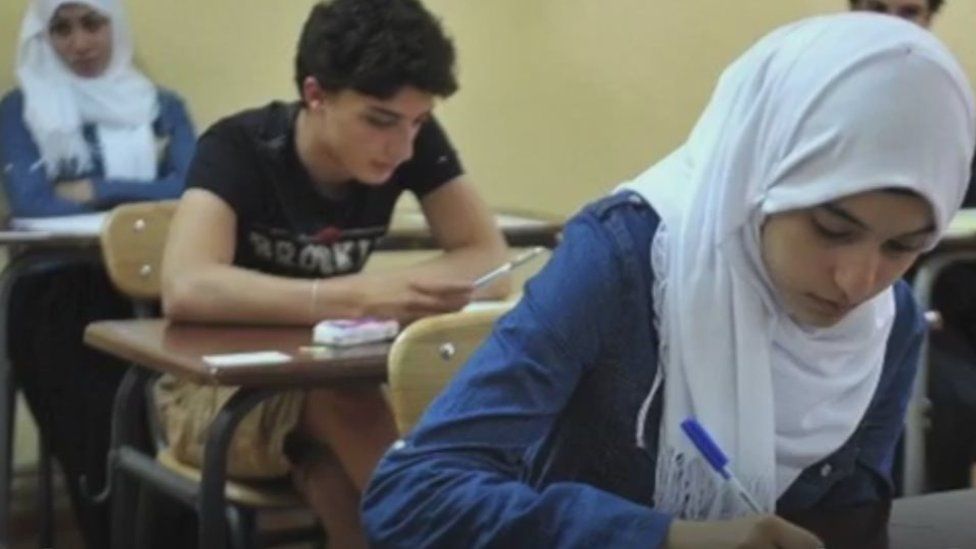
[473,246,547,289]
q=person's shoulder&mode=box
[153,86,191,114]
[573,191,662,249]
[0,88,24,117]
[554,191,661,289]
[417,115,448,140]
[399,115,455,167]
[202,101,296,146]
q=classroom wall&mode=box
[1,0,974,217]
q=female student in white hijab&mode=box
[362,13,974,548]
[0,0,194,545]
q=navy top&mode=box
[0,88,196,217]
[363,191,925,548]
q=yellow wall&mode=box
[1,0,975,216]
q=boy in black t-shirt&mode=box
[159,1,509,545]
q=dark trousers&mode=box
[9,263,132,548]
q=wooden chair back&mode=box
[99,200,177,300]
[387,303,513,434]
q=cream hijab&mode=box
[16,0,158,180]
[622,14,974,519]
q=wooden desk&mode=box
[889,489,976,548]
[1,207,564,253]
[784,489,976,548]
[11,205,556,546]
[379,209,563,250]
[83,319,391,548]
[84,319,389,386]
[0,231,98,247]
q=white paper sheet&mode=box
[9,212,107,235]
[202,351,293,367]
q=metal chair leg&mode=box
[226,505,258,549]
[36,433,55,548]
[198,387,279,549]
[108,367,153,549]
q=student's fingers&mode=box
[403,290,470,316]
[409,279,475,298]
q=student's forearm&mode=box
[92,173,185,205]
[163,234,509,325]
[162,265,366,325]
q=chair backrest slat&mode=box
[100,200,177,300]
[387,304,513,434]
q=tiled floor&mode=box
[6,466,327,549]
[7,467,84,549]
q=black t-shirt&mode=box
[186,101,463,278]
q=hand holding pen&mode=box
[473,246,547,289]
[352,247,546,322]
[681,418,763,513]
[662,418,825,549]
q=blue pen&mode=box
[681,418,763,514]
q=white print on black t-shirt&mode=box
[248,230,373,276]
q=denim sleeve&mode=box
[0,90,91,217]
[91,89,196,206]
[363,207,672,548]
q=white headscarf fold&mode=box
[621,14,974,519]
[16,0,158,180]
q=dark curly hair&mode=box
[847,0,944,15]
[294,0,458,102]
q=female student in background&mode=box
[363,13,974,548]
[0,0,194,545]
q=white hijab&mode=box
[621,14,974,519]
[16,0,158,180]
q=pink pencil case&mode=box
[313,318,400,347]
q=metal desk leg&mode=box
[904,250,976,496]
[198,387,279,549]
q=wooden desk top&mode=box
[0,209,563,251]
[0,230,98,247]
[84,319,389,387]
[784,489,976,548]
[378,209,563,250]
[888,489,976,548]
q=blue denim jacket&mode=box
[0,88,195,217]
[364,191,925,548]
